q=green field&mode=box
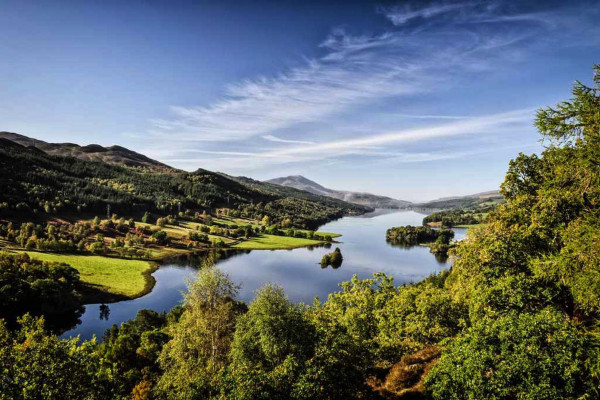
[24,252,155,299]
[232,234,325,250]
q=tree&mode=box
[425,66,600,397]
[261,215,271,226]
[141,212,151,224]
[320,248,343,268]
[151,230,169,245]
[157,257,242,398]
[329,247,343,268]
[227,284,316,399]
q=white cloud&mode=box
[236,108,533,160]
[150,108,534,172]
[382,3,466,26]
[262,135,316,145]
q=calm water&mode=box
[62,210,465,340]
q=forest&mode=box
[1,67,600,399]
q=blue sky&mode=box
[1,0,599,201]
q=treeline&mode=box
[422,205,496,227]
[386,225,453,246]
[386,225,455,259]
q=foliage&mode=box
[226,284,315,399]
[425,309,599,399]
[422,206,494,227]
[386,225,453,246]
[424,65,600,398]
[99,309,171,398]
[320,247,343,268]
[0,315,106,400]
[156,260,244,399]
[0,252,81,322]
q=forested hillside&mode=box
[0,138,366,229]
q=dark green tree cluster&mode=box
[422,206,494,227]
[386,225,454,246]
[0,252,82,323]
[320,247,343,268]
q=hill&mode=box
[415,190,504,210]
[266,175,412,209]
[0,131,172,171]
[0,134,367,229]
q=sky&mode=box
[1,0,599,202]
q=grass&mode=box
[23,251,155,300]
[232,234,325,250]
[315,231,341,238]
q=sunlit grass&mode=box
[24,252,153,298]
[233,234,324,249]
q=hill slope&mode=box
[0,131,172,171]
[415,190,504,210]
[266,175,411,209]
[0,134,367,229]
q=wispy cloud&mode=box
[151,57,421,141]
[141,1,599,175]
[150,108,534,172]
[382,3,466,26]
[262,135,316,145]
[150,1,591,144]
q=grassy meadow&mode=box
[24,252,155,299]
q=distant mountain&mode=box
[266,175,412,209]
[0,131,171,171]
[416,190,504,210]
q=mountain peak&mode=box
[266,175,411,209]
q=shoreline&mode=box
[2,228,343,305]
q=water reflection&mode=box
[99,304,110,321]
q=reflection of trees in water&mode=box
[162,249,252,269]
[44,306,85,336]
[162,244,335,270]
[387,239,449,264]
[386,239,418,250]
[99,304,110,320]
[433,253,448,263]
